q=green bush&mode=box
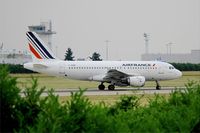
[1,65,200,132]
[171,63,200,71]
[0,66,44,132]
[0,66,21,132]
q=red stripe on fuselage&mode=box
[29,43,42,59]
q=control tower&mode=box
[28,21,56,50]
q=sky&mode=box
[0,0,200,60]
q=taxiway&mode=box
[20,87,185,97]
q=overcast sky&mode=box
[0,0,200,60]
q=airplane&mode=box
[24,31,182,90]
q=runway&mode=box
[22,87,185,97]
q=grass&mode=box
[14,74,100,89]
[59,94,170,106]
[12,71,200,89]
[11,71,198,105]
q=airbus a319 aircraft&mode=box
[24,31,182,90]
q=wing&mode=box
[103,69,137,81]
[91,69,140,86]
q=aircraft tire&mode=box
[98,84,105,90]
[156,86,161,90]
[155,80,161,90]
[108,85,115,90]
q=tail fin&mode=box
[26,31,58,62]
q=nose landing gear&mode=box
[156,80,161,90]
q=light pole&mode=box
[166,42,173,55]
[105,40,110,60]
[55,46,58,56]
[144,33,149,54]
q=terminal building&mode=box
[141,33,200,64]
[0,21,56,65]
[0,49,32,65]
[141,49,200,63]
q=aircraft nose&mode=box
[176,70,182,78]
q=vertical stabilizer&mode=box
[26,31,58,62]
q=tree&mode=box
[89,52,102,61]
[64,48,75,61]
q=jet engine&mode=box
[127,76,145,87]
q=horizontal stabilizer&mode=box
[33,64,48,68]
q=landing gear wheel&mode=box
[108,85,115,90]
[156,86,161,90]
[98,84,105,90]
[155,80,161,90]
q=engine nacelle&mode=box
[127,76,145,87]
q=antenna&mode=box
[49,20,52,31]
[0,43,3,50]
[144,33,149,54]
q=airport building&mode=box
[28,21,56,50]
[141,49,200,63]
[0,21,56,65]
[141,33,200,63]
[0,49,32,65]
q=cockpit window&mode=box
[169,66,175,69]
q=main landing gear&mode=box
[155,80,161,90]
[98,83,105,90]
[108,85,115,90]
[98,83,115,90]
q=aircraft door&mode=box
[59,66,65,74]
[59,64,66,77]
[158,66,164,75]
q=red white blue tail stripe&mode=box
[26,32,55,59]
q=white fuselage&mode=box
[24,31,182,89]
[24,60,182,83]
